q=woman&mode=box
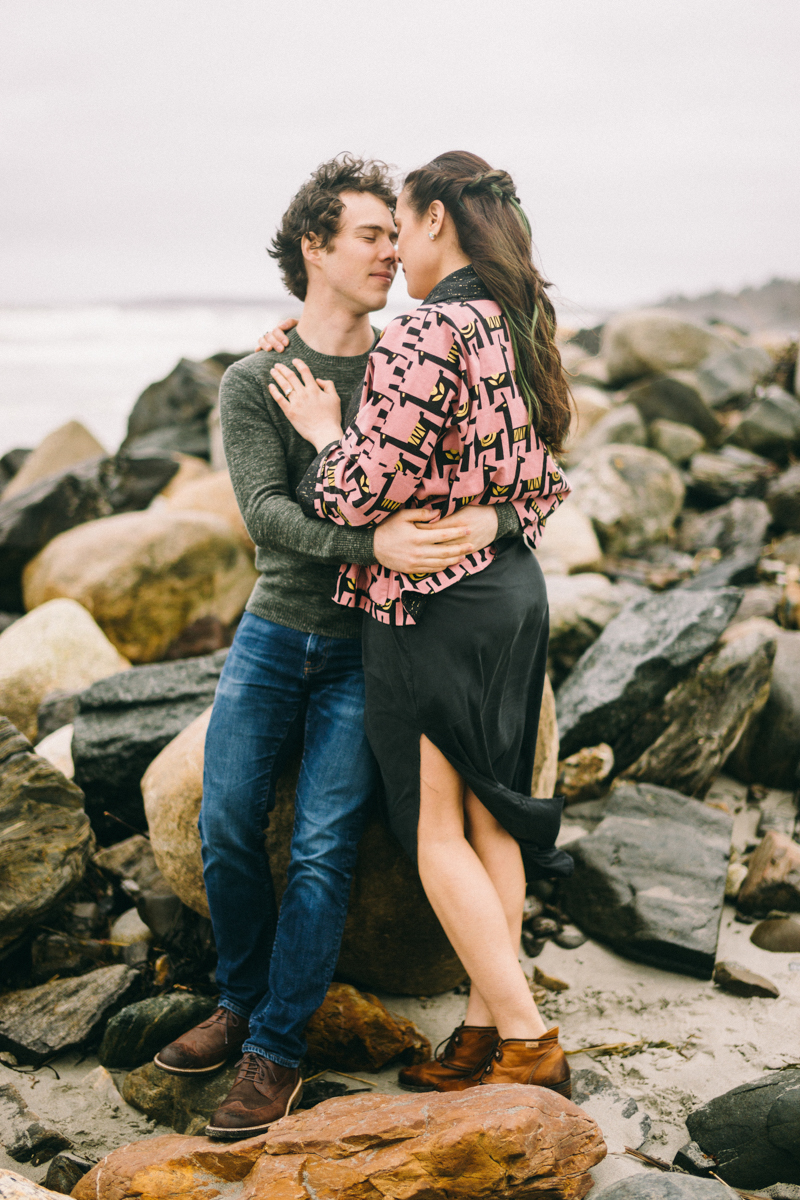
[268,152,573,1096]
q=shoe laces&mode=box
[234,1052,276,1086]
[202,1006,240,1045]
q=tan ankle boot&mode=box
[480,1027,571,1098]
[398,1024,498,1093]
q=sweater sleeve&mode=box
[220,360,377,566]
[298,317,461,528]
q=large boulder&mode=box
[685,1070,800,1189]
[728,628,800,786]
[0,964,139,1064]
[23,509,257,663]
[72,651,226,838]
[602,309,731,385]
[141,707,463,994]
[74,1086,607,1200]
[686,446,777,506]
[693,345,773,407]
[556,587,742,760]
[677,497,771,557]
[534,502,603,575]
[1,420,106,502]
[546,573,633,685]
[0,453,177,611]
[766,462,800,531]
[0,598,129,741]
[163,469,253,550]
[626,374,722,442]
[0,1081,71,1166]
[729,385,800,462]
[559,781,732,978]
[0,717,92,953]
[567,444,684,556]
[620,619,776,797]
[122,358,221,460]
[565,403,646,465]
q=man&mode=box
[154,155,511,1139]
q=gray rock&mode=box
[687,446,778,506]
[767,464,800,532]
[122,1058,238,1134]
[567,403,646,464]
[567,443,686,557]
[673,1140,718,1177]
[99,991,216,1069]
[122,358,221,460]
[546,574,630,685]
[750,918,800,952]
[713,960,779,998]
[0,454,177,611]
[35,690,78,742]
[93,834,164,892]
[72,650,226,839]
[729,386,800,463]
[0,718,92,953]
[685,1069,800,1188]
[0,1083,71,1166]
[0,448,32,482]
[769,533,800,566]
[753,1186,800,1199]
[627,374,723,441]
[678,498,771,557]
[620,620,776,795]
[559,782,732,978]
[729,585,781,624]
[681,548,762,590]
[649,419,706,465]
[729,629,800,787]
[601,309,731,386]
[0,965,139,1064]
[556,588,742,760]
[593,1174,738,1198]
[123,422,212,461]
[570,1068,651,1153]
[0,613,20,635]
[695,346,774,407]
[43,1152,95,1194]
[30,932,114,985]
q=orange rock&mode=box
[74,1085,606,1200]
[737,829,800,915]
[164,469,254,551]
[305,982,430,1071]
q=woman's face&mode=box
[394,190,439,300]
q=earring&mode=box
[429,232,436,241]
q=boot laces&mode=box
[202,1006,239,1045]
[235,1052,273,1085]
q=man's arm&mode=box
[221,358,378,566]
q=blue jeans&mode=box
[199,612,376,1067]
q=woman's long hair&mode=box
[404,151,572,454]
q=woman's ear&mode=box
[429,200,446,237]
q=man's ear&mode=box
[301,232,324,269]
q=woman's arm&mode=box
[273,317,462,527]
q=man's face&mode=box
[304,190,398,313]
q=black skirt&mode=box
[361,539,573,881]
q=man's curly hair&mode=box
[268,154,396,300]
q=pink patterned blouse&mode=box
[297,268,571,625]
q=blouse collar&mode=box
[423,265,493,306]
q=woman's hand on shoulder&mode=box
[256,318,297,353]
[268,359,343,451]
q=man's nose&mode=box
[380,238,399,263]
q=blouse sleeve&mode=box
[297,315,462,528]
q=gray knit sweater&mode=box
[220,327,521,640]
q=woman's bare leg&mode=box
[417,735,547,1040]
[462,788,528,1028]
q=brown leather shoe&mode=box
[205,1052,303,1140]
[154,1006,248,1075]
[479,1027,571,1098]
[398,1024,498,1093]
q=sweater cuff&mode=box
[330,525,376,567]
[495,502,523,539]
[296,441,339,518]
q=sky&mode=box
[1,0,797,315]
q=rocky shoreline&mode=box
[0,304,799,1197]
